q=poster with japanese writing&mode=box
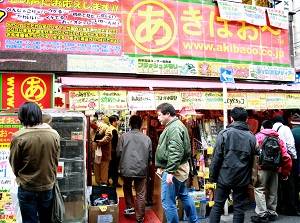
[243,5,266,26]
[0,0,122,56]
[217,0,245,21]
[1,73,54,109]
[155,91,181,110]
[246,92,267,109]
[227,92,247,109]
[122,1,290,65]
[181,91,205,110]
[137,57,181,75]
[266,8,289,30]
[127,91,155,111]
[249,65,295,82]
[284,93,300,109]
[69,90,99,111]
[266,93,285,109]
[203,92,223,110]
[99,90,127,110]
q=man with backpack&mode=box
[251,120,292,223]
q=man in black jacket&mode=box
[209,107,257,223]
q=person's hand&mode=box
[282,175,288,181]
[166,173,174,185]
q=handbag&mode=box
[51,181,65,223]
[94,146,102,164]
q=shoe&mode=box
[113,183,122,188]
[251,215,269,223]
[136,217,144,223]
[124,207,135,215]
[267,214,277,221]
[99,182,107,186]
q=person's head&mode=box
[273,114,284,124]
[18,102,42,127]
[42,113,52,125]
[101,116,110,125]
[156,103,176,125]
[291,113,300,126]
[129,115,142,129]
[90,116,99,130]
[261,120,273,130]
[230,107,248,122]
[109,115,119,128]
[94,110,104,120]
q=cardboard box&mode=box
[88,199,119,223]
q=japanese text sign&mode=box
[246,92,267,109]
[266,93,285,109]
[123,1,290,65]
[227,92,247,109]
[285,93,300,109]
[181,91,205,110]
[155,91,181,110]
[69,90,99,111]
[1,73,53,109]
[127,91,155,111]
[100,91,127,110]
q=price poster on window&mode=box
[285,93,300,109]
[204,92,223,110]
[266,93,285,109]
[227,92,247,109]
[127,91,156,111]
[155,91,181,110]
[181,91,205,110]
[69,90,99,111]
[100,91,127,110]
[246,93,267,109]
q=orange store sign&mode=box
[1,73,53,109]
[123,1,289,65]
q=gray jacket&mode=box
[117,129,152,178]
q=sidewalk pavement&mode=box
[180,202,300,223]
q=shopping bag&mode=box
[51,181,65,223]
[10,183,22,223]
[94,146,102,164]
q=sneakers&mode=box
[268,214,277,221]
[251,215,269,223]
[136,217,144,223]
[124,207,135,215]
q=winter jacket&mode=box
[90,121,112,161]
[155,117,191,174]
[255,129,292,177]
[117,129,152,178]
[273,122,297,159]
[209,121,257,187]
[9,123,60,191]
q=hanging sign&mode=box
[246,92,267,109]
[285,93,300,109]
[100,91,127,110]
[266,93,285,109]
[155,91,181,110]
[181,91,205,110]
[127,91,156,111]
[227,92,247,109]
[244,5,267,26]
[69,90,99,111]
[266,8,289,30]
[217,0,245,21]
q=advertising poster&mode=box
[285,93,300,109]
[127,91,155,111]
[266,93,285,109]
[99,90,127,110]
[0,0,122,56]
[227,92,247,109]
[204,92,223,110]
[122,1,290,65]
[155,91,181,110]
[69,90,99,111]
[0,73,54,109]
[247,92,267,109]
[181,91,205,110]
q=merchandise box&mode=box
[88,196,119,223]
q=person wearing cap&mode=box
[273,114,300,216]
[291,113,300,213]
[209,107,257,223]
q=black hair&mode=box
[129,115,142,129]
[230,107,248,121]
[109,115,119,124]
[156,103,176,116]
[18,102,42,127]
[261,120,273,129]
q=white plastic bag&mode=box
[94,147,102,164]
[10,183,22,223]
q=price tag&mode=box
[99,206,107,212]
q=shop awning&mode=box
[60,76,300,91]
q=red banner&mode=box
[123,1,289,65]
[0,0,122,56]
[1,73,54,109]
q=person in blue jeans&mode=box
[209,107,257,223]
[9,102,60,223]
[155,103,198,223]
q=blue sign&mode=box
[220,68,235,83]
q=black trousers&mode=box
[209,183,248,223]
[277,159,299,214]
[108,151,120,185]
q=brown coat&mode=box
[90,122,112,161]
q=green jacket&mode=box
[155,117,191,174]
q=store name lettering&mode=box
[6,77,14,108]
[0,117,20,124]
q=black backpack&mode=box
[259,135,283,170]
